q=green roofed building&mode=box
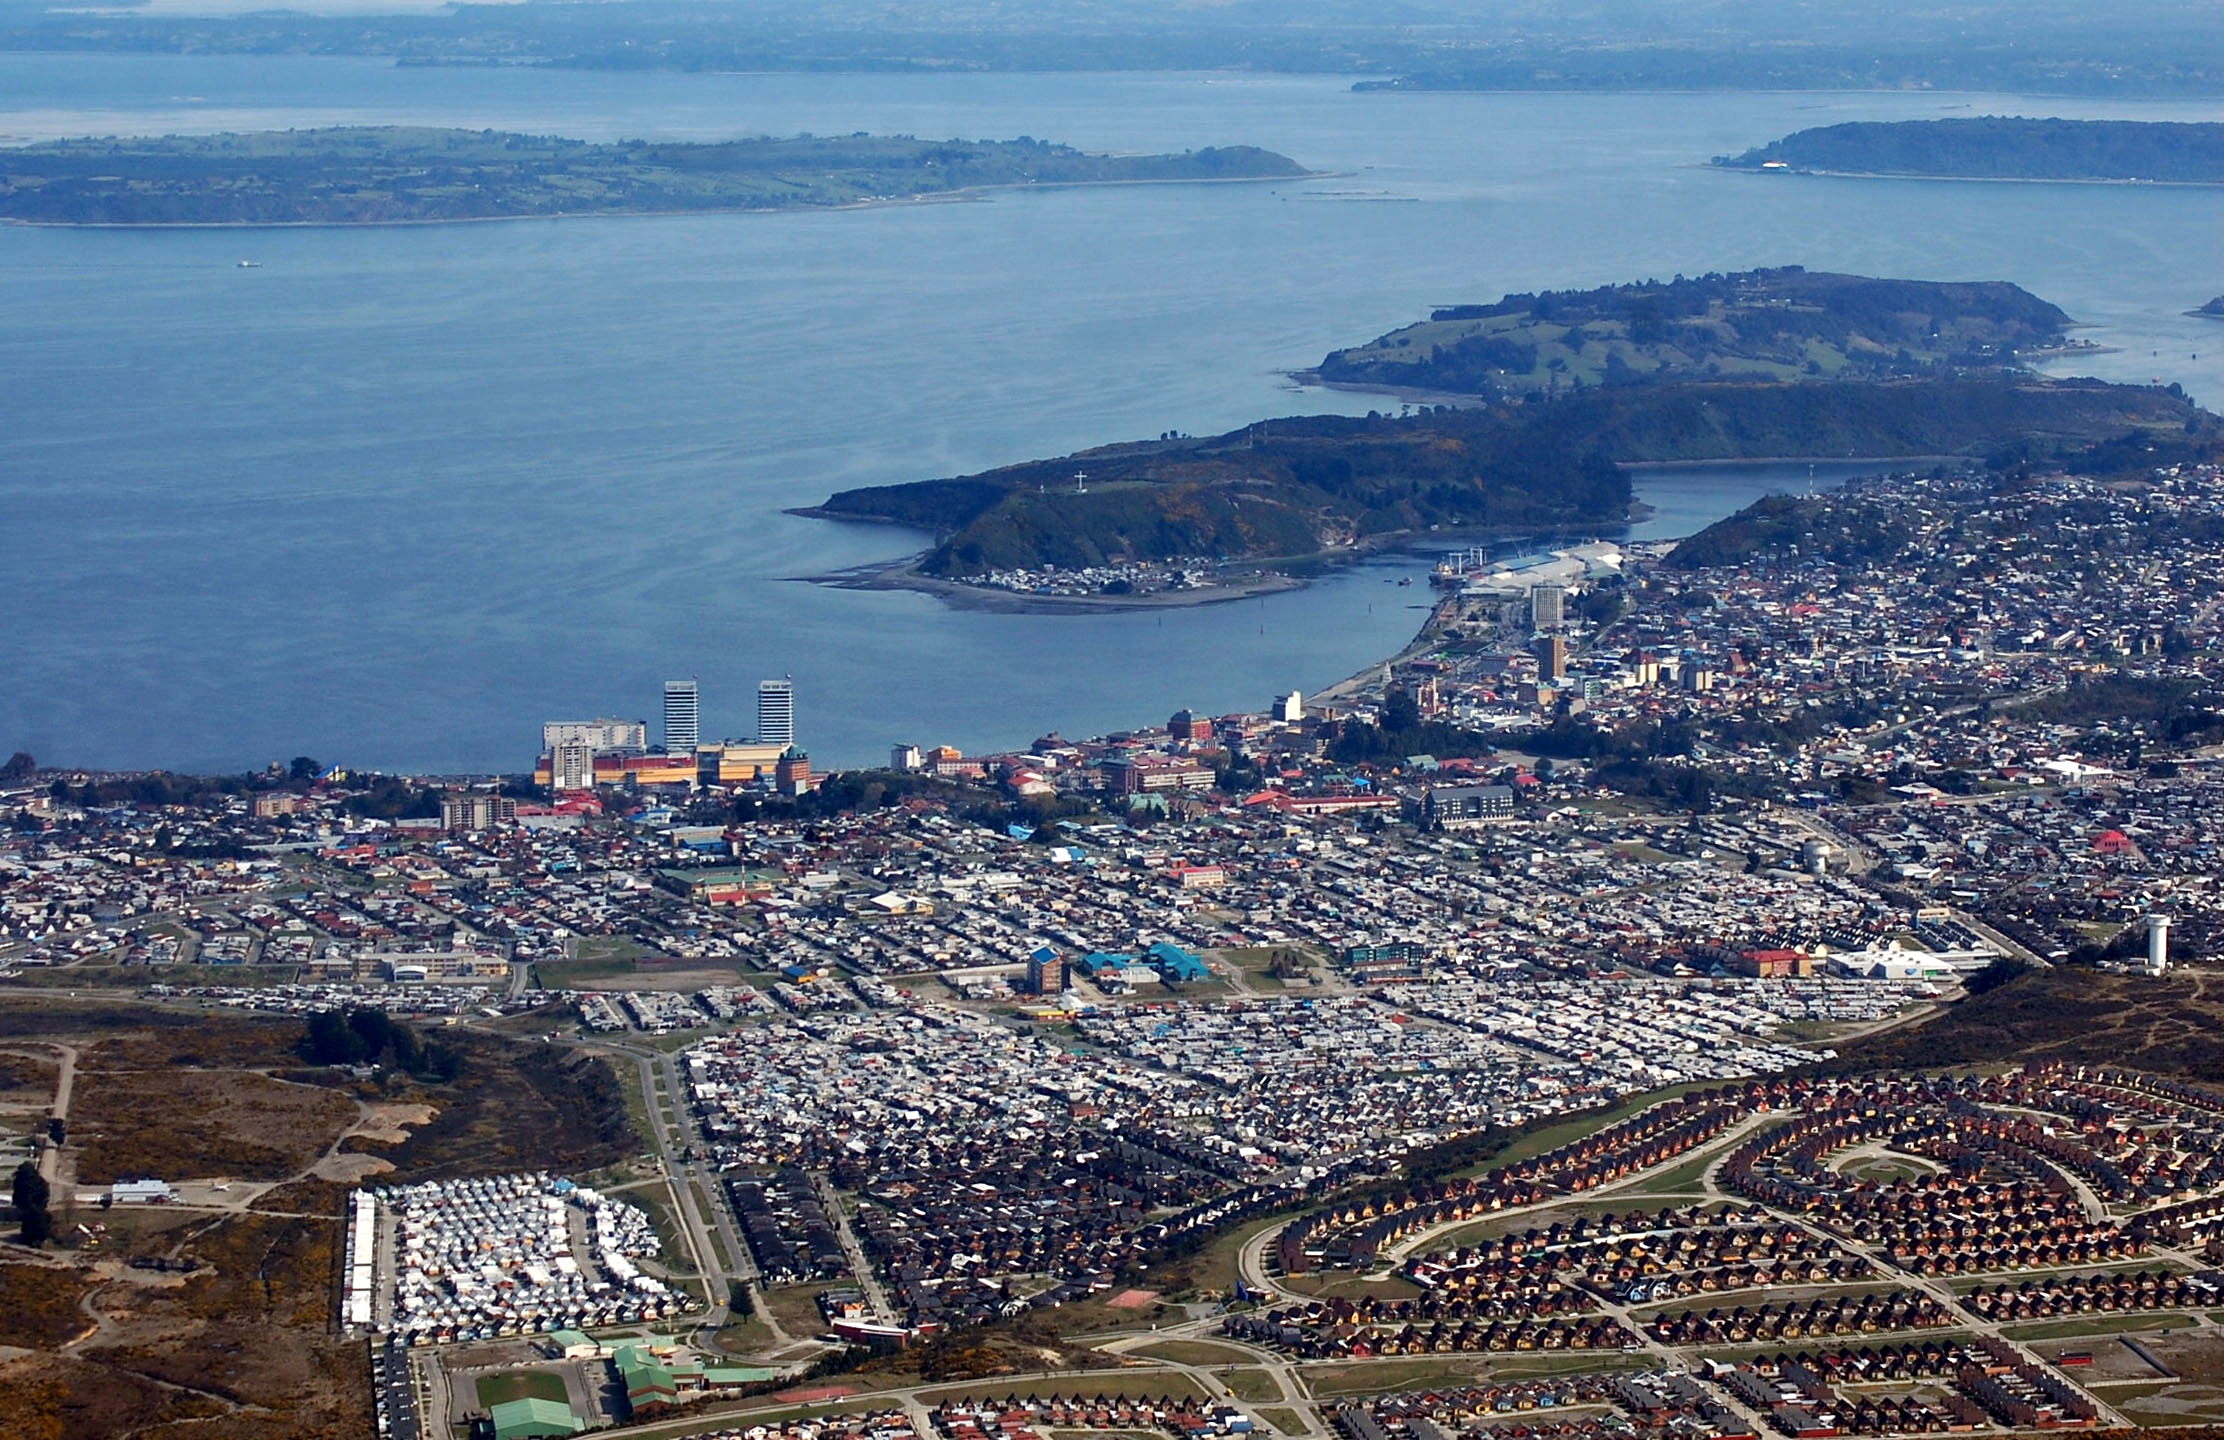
[615,1345,677,1410]
[489,1396,582,1440]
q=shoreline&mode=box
[1285,364,2115,409]
[1309,590,1460,712]
[790,502,1657,615]
[1622,453,1960,471]
[1714,164,2224,190]
[789,553,1311,615]
[0,169,1329,231]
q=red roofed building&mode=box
[1733,949,1810,978]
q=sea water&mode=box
[3,61,2220,771]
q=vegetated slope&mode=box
[812,376,2195,577]
[1832,966,2224,1081]
[817,408,1631,577]
[0,126,1308,224]
[1311,267,2070,401]
[343,1032,635,1181]
[1720,118,2224,183]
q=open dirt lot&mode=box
[2032,1337,2176,1381]
[72,1068,358,1185]
[0,997,638,1440]
[0,1049,60,1104]
[2128,1331,2224,1385]
[2,1209,371,1440]
[0,1004,378,1439]
[0,1264,100,1349]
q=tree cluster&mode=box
[300,1008,460,1081]
[11,1161,52,1247]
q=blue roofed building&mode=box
[1146,942,1209,984]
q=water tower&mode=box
[2147,914,2172,975]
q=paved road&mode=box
[1362,1109,1781,1270]
[1095,1327,1330,1440]
[595,1036,810,1355]
[814,1171,900,1326]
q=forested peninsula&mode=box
[804,376,2205,579]
[0,127,1309,225]
[1718,118,2224,184]
[1308,268,2076,402]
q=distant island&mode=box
[802,375,2202,586]
[0,126,1311,226]
[1717,118,2224,185]
[1307,268,2077,403]
[2195,296,2224,320]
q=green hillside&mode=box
[809,376,2201,578]
[1720,117,2224,184]
[1311,267,2071,402]
[0,126,1309,225]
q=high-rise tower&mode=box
[663,678,700,755]
[758,678,795,749]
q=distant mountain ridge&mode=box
[0,126,1310,225]
[1719,117,2224,184]
[1310,268,2073,402]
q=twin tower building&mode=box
[659,677,792,754]
[539,678,800,793]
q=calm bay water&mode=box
[2,61,2221,772]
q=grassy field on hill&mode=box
[0,127,1308,225]
[1312,268,2072,400]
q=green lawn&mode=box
[535,958,639,988]
[1166,1213,1288,1300]
[1301,1357,1489,1399]
[616,1068,659,1169]
[761,1282,838,1339]
[1998,1313,2187,1341]
[621,1182,699,1278]
[477,1370,570,1409]
[708,1305,781,1359]
[693,1184,734,1271]
[1480,1354,1651,1382]
[1835,1156,1937,1183]
[1222,1369,1284,1403]
[1276,1269,1422,1303]
[535,938,650,988]
[1625,1150,1719,1195]
[1128,1339,1256,1367]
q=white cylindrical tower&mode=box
[2148,914,2172,973]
